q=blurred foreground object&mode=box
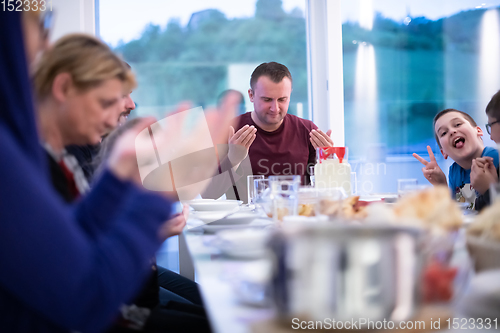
[268,224,423,324]
[467,201,500,272]
[392,186,463,234]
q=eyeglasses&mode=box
[486,120,500,134]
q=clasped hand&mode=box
[471,156,498,194]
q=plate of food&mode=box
[187,199,243,211]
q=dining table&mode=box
[179,222,276,333]
[177,199,499,333]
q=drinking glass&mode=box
[397,178,418,197]
[254,179,271,215]
[247,175,265,205]
[254,179,270,202]
[309,165,315,187]
[350,171,357,195]
[269,175,301,222]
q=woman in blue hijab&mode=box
[0,10,238,333]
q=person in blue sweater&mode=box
[413,109,499,210]
[0,10,237,333]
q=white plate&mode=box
[190,210,259,225]
[215,229,271,259]
[196,219,274,234]
[187,199,243,211]
[361,193,398,203]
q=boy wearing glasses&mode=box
[413,109,499,210]
[485,90,500,143]
[472,91,500,210]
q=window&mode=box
[99,0,309,119]
[341,0,500,194]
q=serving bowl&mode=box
[466,235,500,272]
[191,210,259,225]
[268,223,423,324]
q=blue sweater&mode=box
[448,146,499,209]
[0,12,172,333]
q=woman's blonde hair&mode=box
[33,33,136,99]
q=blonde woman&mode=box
[33,34,133,201]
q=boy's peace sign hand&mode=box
[412,146,448,186]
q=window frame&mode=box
[306,0,345,145]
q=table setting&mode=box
[179,147,500,333]
[186,198,274,235]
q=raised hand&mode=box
[158,204,189,239]
[107,91,240,200]
[413,146,448,186]
[471,157,498,194]
[310,129,333,149]
[227,124,257,167]
[107,116,158,184]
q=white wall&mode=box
[227,63,259,111]
[50,0,96,42]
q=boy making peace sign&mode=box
[413,109,499,209]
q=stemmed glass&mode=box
[247,175,265,206]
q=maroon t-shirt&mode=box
[234,112,318,183]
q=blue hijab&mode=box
[0,11,44,165]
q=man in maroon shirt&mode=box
[206,62,333,202]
